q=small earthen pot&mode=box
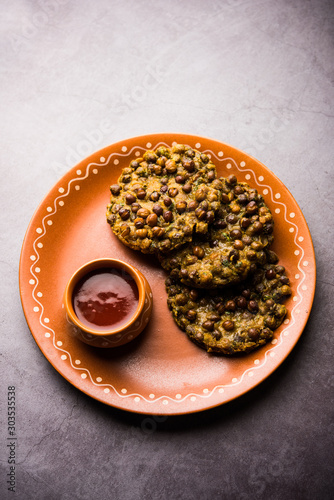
[64,258,153,348]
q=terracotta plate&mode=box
[19,134,316,415]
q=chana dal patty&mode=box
[159,175,274,288]
[106,144,222,254]
[166,252,291,355]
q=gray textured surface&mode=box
[1,0,334,498]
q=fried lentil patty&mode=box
[159,175,274,288]
[106,144,222,254]
[165,252,291,355]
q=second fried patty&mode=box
[159,175,274,288]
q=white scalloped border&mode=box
[26,140,311,407]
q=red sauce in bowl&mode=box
[72,268,139,331]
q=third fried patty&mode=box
[165,252,291,355]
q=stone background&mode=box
[1,0,333,498]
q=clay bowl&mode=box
[63,258,153,348]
